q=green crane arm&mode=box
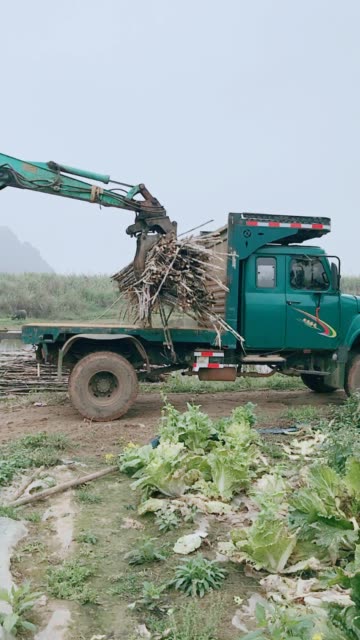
[0,153,176,274]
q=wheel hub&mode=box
[89,371,118,398]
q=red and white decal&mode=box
[194,351,224,357]
[192,350,236,373]
[245,221,330,231]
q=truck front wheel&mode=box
[345,352,360,396]
[301,373,337,393]
[68,351,138,421]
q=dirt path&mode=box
[0,389,345,456]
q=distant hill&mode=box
[0,226,54,273]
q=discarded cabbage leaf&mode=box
[173,533,202,555]
[137,498,166,515]
[205,501,233,514]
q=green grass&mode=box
[0,505,20,520]
[24,511,42,523]
[0,273,124,322]
[0,432,70,487]
[75,488,103,504]
[281,405,323,423]
[141,372,304,394]
[107,572,146,598]
[76,531,99,545]
[47,558,97,604]
[165,601,223,640]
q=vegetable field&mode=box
[0,388,359,639]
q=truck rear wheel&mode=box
[68,351,138,421]
[301,373,337,393]
[345,352,360,396]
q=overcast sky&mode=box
[1,0,360,274]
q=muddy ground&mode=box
[0,388,345,455]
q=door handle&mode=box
[287,300,301,305]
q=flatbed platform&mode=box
[0,330,22,340]
[21,322,234,347]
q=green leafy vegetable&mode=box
[160,402,216,452]
[207,447,253,500]
[231,512,297,572]
[290,464,359,564]
[131,441,190,497]
[118,443,153,475]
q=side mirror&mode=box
[331,262,340,291]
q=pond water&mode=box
[0,338,32,353]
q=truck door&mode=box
[243,254,286,349]
[285,255,340,349]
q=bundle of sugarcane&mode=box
[112,234,229,329]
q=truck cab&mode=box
[243,245,340,351]
[217,212,360,394]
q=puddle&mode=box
[0,496,29,639]
[0,517,28,613]
[41,467,77,558]
[34,606,71,640]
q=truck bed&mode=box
[21,322,235,347]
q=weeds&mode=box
[321,394,360,472]
[20,541,45,555]
[141,372,304,394]
[75,488,102,504]
[261,441,285,460]
[108,573,145,598]
[0,432,70,486]
[132,581,167,611]
[155,508,180,533]
[47,558,96,604]
[125,537,166,565]
[165,600,221,639]
[282,405,322,424]
[0,582,42,636]
[76,531,98,545]
[0,505,20,519]
[171,554,227,597]
[25,511,42,523]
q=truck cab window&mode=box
[256,257,276,288]
[290,257,329,291]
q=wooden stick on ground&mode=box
[8,466,118,507]
[11,466,45,502]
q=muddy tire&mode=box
[301,373,338,393]
[68,351,138,421]
[345,352,360,396]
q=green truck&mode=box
[1,153,360,421]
